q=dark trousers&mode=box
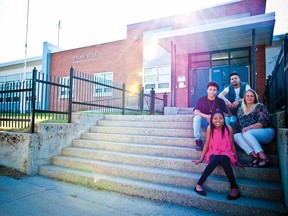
[197,155,238,189]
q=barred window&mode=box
[93,72,113,97]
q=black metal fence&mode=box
[265,34,288,127]
[0,67,167,132]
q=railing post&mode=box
[150,88,155,115]
[284,35,288,127]
[122,83,125,115]
[264,76,271,109]
[30,67,37,133]
[163,92,167,113]
[139,85,144,113]
[68,66,73,123]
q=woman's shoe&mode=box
[194,187,206,196]
[249,157,259,167]
[257,158,270,168]
[226,193,240,200]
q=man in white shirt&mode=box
[218,72,251,125]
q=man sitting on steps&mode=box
[218,71,251,126]
[193,81,228,151]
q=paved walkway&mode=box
[0,175,223,216]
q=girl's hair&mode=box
[210,111,229,138]
[242,89,259,114]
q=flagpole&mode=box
[21,0,30,113]
[24,0,30,81]
[57,20,61,51]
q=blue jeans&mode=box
[234,128,275,154]
[193,115,230,139]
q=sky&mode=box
[0,0,287,63]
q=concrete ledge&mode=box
[164,107,194,115]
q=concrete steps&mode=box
[40,114,287,215]
[48,155,282,202]
[40,165,286,216]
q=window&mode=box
[94,72,113,96]
[143,66,170,93]
[59,77,70,98]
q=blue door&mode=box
[212,66,249,95]
[230,66,249,83]
[212,67,229,94]
[190,68,210,107]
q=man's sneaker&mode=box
[195,139,203,151]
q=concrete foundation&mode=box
[0,113,104,175]
[278,128,288,208]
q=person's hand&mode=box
[206,114,211,123]
[192,158,203,164]
[242,126,250,133]
[232,101,239,108]
[226,101,233,108]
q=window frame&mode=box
[143,65,171,93]
[93,72,113,97]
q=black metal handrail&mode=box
[0,67,167,132]
[265,34,288,127]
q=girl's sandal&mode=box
[257,158,270,168]
[249,157,259,167]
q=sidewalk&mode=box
[0,175,222,216]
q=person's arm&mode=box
[228,125,237,159]
[218,97,229,115]
[219,88,233,108]
[194,127,211,164]
[242,123,263,133]
[246,84,251,90]
[194,109,211,122]
[218,90,227,100]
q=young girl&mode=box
[193,111,240,200]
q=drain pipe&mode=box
[252,29,257,91]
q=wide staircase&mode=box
[39,115,287,215]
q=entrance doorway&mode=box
[190,68,210,107]
[189,48,250,107]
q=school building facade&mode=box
[0,0,275,110]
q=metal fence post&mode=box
[139,86,144,113]
[163,92,167,112]
[122,83,125,115]
[30,67,37,133]
[150,88,155,115]
[68,66,73,123]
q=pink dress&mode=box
[205,128,236,166]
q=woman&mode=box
[193,111,240,200]
[234,89,275,168]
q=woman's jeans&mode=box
[234,128,275,154]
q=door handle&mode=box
[191,87,194,95]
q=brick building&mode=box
[48,0,275,108]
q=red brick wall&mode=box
[255,45,267,102]
[50,40,127,83]
[174,54,189,107]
